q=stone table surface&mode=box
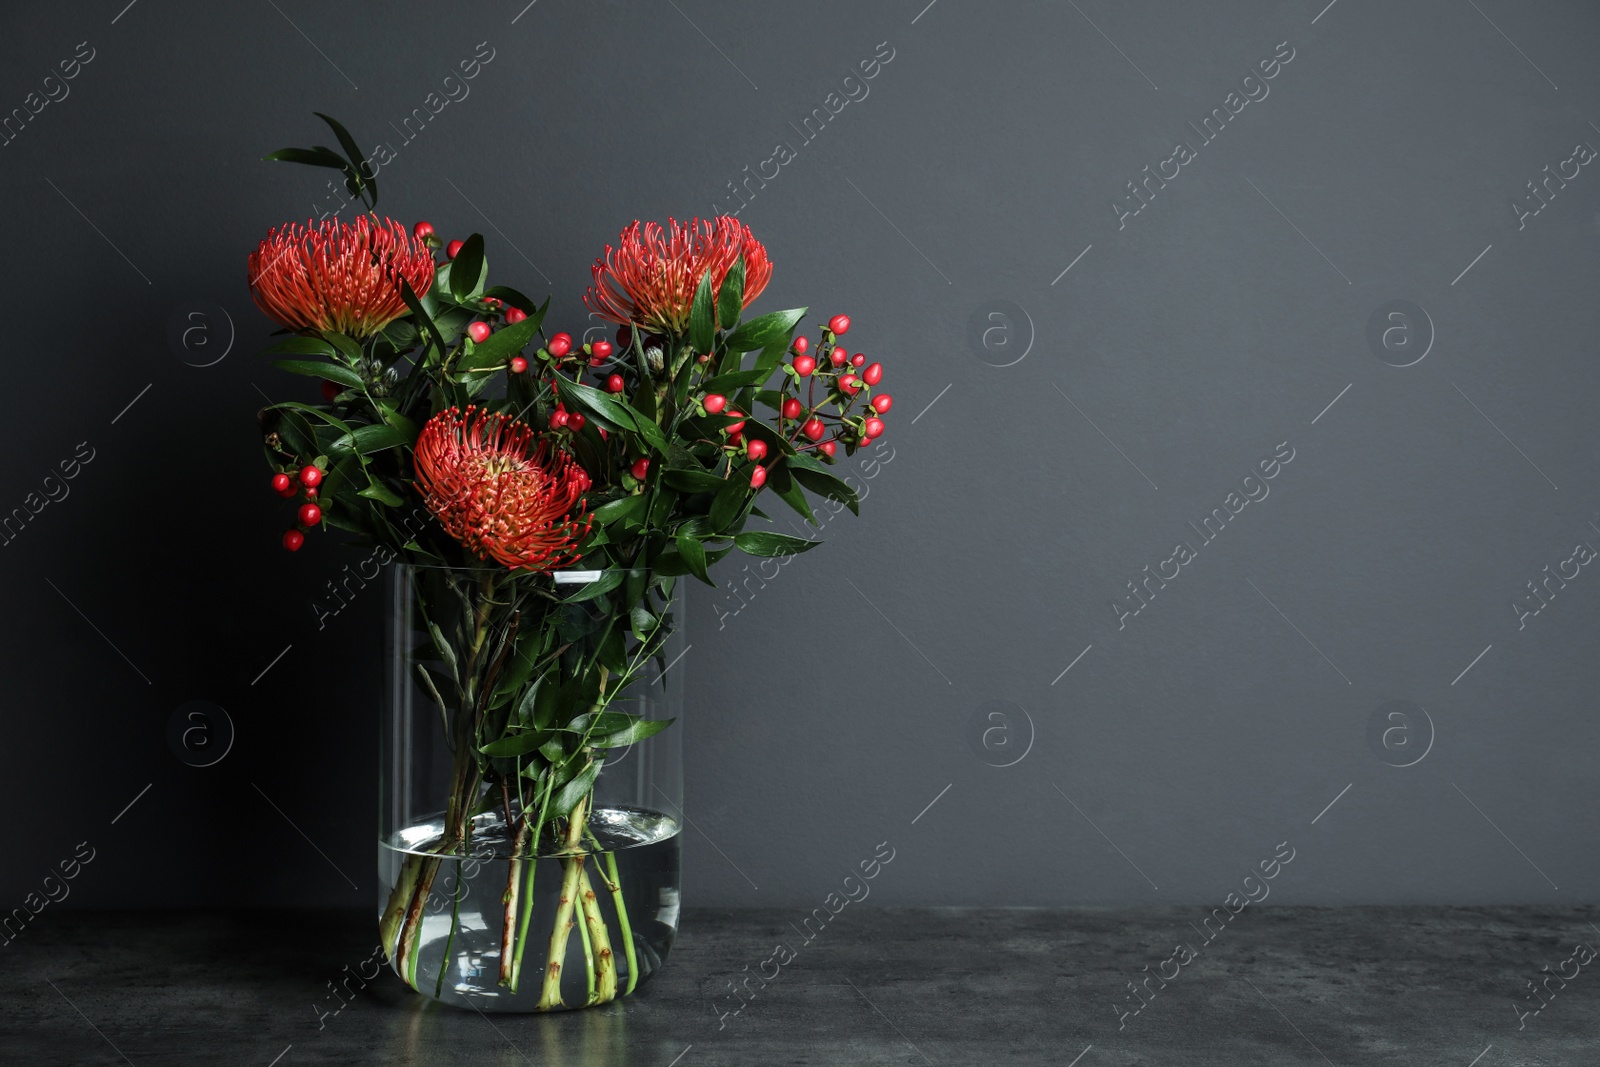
[1,907,1596,1065]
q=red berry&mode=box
[630,457,650,481]
[567,411,586,432]
[830,347,848,367]
[591,340,613,360]
[320,380,341,403]
[446,239,464,259]
[282,529,305,552]
[575,469,592,492]
[271,472,292,494]
[792,336,810,355]
[851,353,866,368]
[550,410,569,430]
[548,333,572,358]
[829,314,851,335]
[863,362,883,386]
[727,431,744,448]
[750,465,768,489]
[298,465,323,488]
[746,439,768,461]
[505,306,527,324]
[509,356,529,374]
[782,397,803,419]
[413,221,434,241]
[467,321,491,344]
[703,394,727,415]
[819,440,837,457]
[793,355,816,377]
[724,412,746,436]
[864,417,885,439]
[839,374,860,395]
[299,503,323,527]
[606,374,626,393]
[802,417,826,441]
[871,394,893,414]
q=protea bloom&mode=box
[413,406,591,572]
[584,216,772,336]
[248,217,435,338]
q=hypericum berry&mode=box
[413,221,434,241]
[792,336,810,355]
[802,417,826,441]
[548,333,572,358]
[724,411,746,435]
[782,397,803,419]
[793,355,816,377]
[446,239,465,259]
[829,314,851,335]
[299,503,323,527]
[703,394,728,415]
[863,361,883,386]
[575,468,592,492]
[605,374,626,393]
[509,356,529,374]
[750,465,768,489]
[505,306,527,324]
[321,380,341,403]
[864,417,885,439]
[549,410,569,430]
[830,347,848,367]
[282,529,305,552]
[871,394,893,414]
[591,339,613,360]
[819,440,837,457]
[630,457,650,481]
[746,439,768,461]
[298,465,323,488]
[851,353,866,367]
[271,472,292,494]
[467,321,492,344]
[839,374,860,395]
[567,411,586,432]
[727,431,744,448]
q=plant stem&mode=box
[508,773,555,993]
[576,862,617,1003]
[435,856,464,998]
[498,811,530,987]
[601,848,639,995]
[535,796,590,1010]
[574,858,597,1006]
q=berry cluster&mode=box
[273,464,325,551]
[781,313,890,463]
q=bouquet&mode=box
[247,116,894,1010]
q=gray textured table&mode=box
[2,907,1594,1065]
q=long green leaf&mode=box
[676,530,711,585]
[717,255,744,331]
[271,360,365,388]
[549,759,602,818]
[689,271,716,355]
[449,234,486,302]
[725,307,806,352]
[313,112,376,204]
[734,531,822,557]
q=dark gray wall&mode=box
[2,0,1596,913]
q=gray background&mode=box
[1,0,1596,916]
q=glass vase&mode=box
[379,564,684,1012]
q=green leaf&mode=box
[595,717,674,749]
[320,331,363,361]
[770,461,816,523]
[400,281,445,358]
[549,759,601,818]
[426,620,459,683]
[449,234,486,302]
[455,309,545,371]
[689,271,716,356]
[785,452,860,514]
[709,479,747,533]
[717,255,744,331]
[592,495,645,525]
[676,530,711,585]
[701,369,771,393]
[734,531,822,557]
[480,730,552,759]
[265,336,338,357]
[331,423,408,457]
[562,569,624,603]
[358,480,404,507]
[725,307,806,352]
[261,146,350,171]
[663,468,727,494]
[271,360,365,389]
[313,112,376,204]
[553,379,668,455]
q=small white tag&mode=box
[552,570,604,585]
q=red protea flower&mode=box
[413,406,591,572]
[248,217,435,338]
[584,216,773,336]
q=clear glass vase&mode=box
[379,564,684,1012]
